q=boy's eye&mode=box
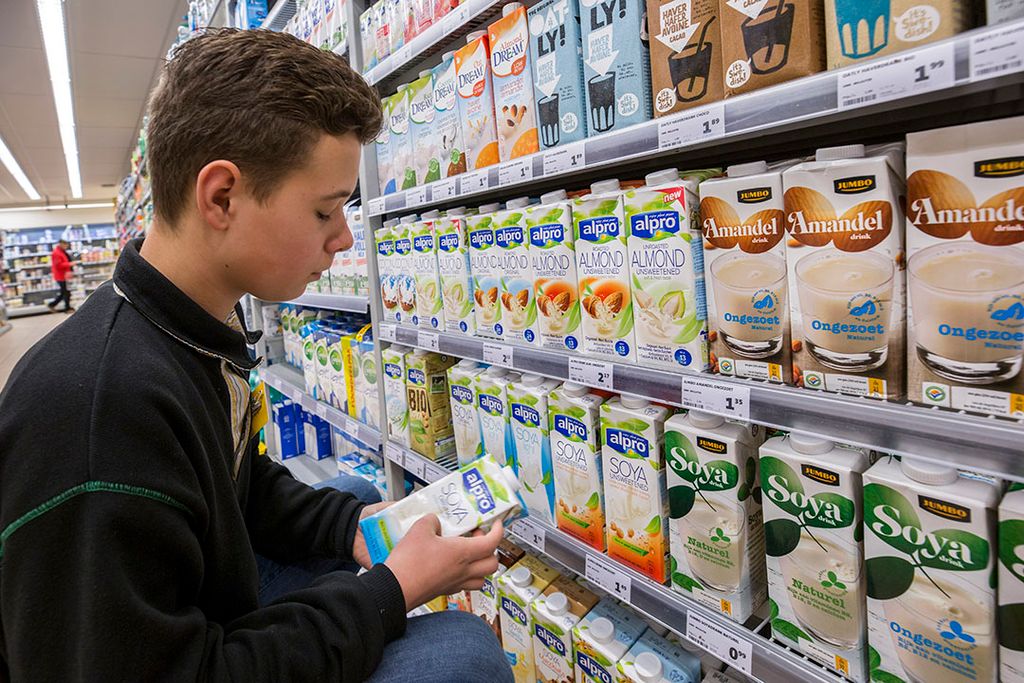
[316,211,332,222]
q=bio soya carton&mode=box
[376,222,401,323]
[625,168,709,373]
[760,433,871,681]
[388,85,415,190]
[376,97,395,195]
[508,374,561,524]
[648,0,724,117]
[496,198,540,345]
[431,51,468,179]
[616,629,702,683]
[382,344,412,446]
[405,350,457,460]
[532,576,601,683]
[411,210,445,330]
[498,555,561,683]
[573,597,647,683]
[436,208,476,335]
[471,539,527,642]
[449,359,485,465]
[864,457,999,683]
[999,484,1024,683]
[580,0,652,134]
[905,117,1024,418]
[489,3,540,162]
[393,216,419,324]
[783,143,906,400]
[529,189,583,351]
[601,396,671,583]
[408,70,441,185]
[528,0,588,148]
[468,203,503,339]
[476,366,519,468]
[575,179,637,362]
[455,31,500,170]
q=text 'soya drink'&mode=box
[580,0,652,134]
[489,3,540,161]
[550,381,607,550]
[454,31,500,170]
[528,0,588,148]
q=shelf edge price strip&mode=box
[498,158,534,187]
[385,443,405,468]
[482,342,513,367]
[684,610,753,676]
[680,377,751,421]
[511,518,546,553]
[418,330,440,352]
[584,553,631,602]
[657,103,726,151]
[837,42,955,110]
[568,357,613,390]
[379,323,397,342]
[542,141,585,177]
[460,169,490,195]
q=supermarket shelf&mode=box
[278,452,339,486]
[366,19,1024,217]
[383,324,1024,480]
[8,304,53,318]
[287,292,369,313]
[388,441,843,683]
[261,0,297,31]
[80,260,117,267]
[261,362,382,449]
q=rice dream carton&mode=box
[411,212,445,330]
[388,86,415,190]
[528,0,588,148]
[580,0,652,134]
[528,190,583,352]
[435,209,476,335]
[999,484,1024,683]
[448,359,485,466]
[455,31,500,170]
[550,382,607,551]
[508,374,560,524]
[405,350,457,460]
[382,344,412,446]
[431,52,468,179]
[408,71,441,185]
[468,205,503,339]
[496,198,540,346]
[498,555,561,683]
[532,576,601,683]
[489,3,540,161]
[375,96,395,195]
[573,597,648,683]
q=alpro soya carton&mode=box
[575,179,637,362]
[376,222,400,323]
[382,344,412,447]
[388,86,416,190]
[616,629,702,683]
[626,168,709,373]
[573,597,647,683]
[496,197,541,346]
[448,359,485,466]
[508,374,561,524]
[436,207,476,334]
[411,210,445,330]
[455,31,500,170]
[408,70,441,185]
[905,117,1024,418]
[405,350,458,460]
[864,457,999,683]
[431,51,468,179]
[580,0,652,134]
[498,556,561,683]
[701,161,791,384]
[760,433,871,681]
[469,203,504,339]
[393,216,419,324]
[472,539,527,642]
[783,143,907,400]
[999,484,1024,683]
[376,97,395,195]
[529,0,588,149]
[648,0,724,117]
[550,381,607,551]
[476,366,519,468]
[666,411,766,623]
[532,575,601,683]
[529,189,583,352]
[601,396,671,583]
[489,3,540,162]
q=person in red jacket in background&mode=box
[46,239,75,313]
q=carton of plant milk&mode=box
[574,179,637,362]
[489,3,540,162]
[783,144,907,400]
[388,86,415,190]
[701,161,791,384]
[508,374,561,524]
[448,359,485,465]
[573,597,647,683]
[376,97,395,195]
[864,457,999,683]
[498,555,561,683]
[999,484,1024,683]
[550,381,607,551]
[431,52,468,179]
[528,189,583,352]
[475,366,519,468]
[496,198,540,346]
[408,70,441,186]
[666,411,766,623]
[601,396,671,583]
[405,350,457,460]
[436,208,476,334]
[472,540,527,642]
[905,117,1024,418]
[375,0,393,61]
[468,203,504,339]
[360,6,377,70]
[328,332,350,412]
[529,0,588,148]
[625,168,709,373]
[393,216,418,325]
[532,575,601,683]
[580,0,652,134]
[411,210,445,330]
[648,0,724,117]
[760,433,870,681]
[455,31,500,170]
[376,222,401,323]
[616,629,702,683]
[382,344,412,446]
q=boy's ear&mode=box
[194,160,243,232]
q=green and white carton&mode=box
[508,373,560,525]
[381,344,412,447]
[393,216,417,325]
[572,597,647,683]
[495,198,540,347]
[527,189,582,352]
[468,203,503,339]
[407,70,440,185]
[410,211,445,330]
[436,208,476,335]
[550,382,607,551]
[498,555,560,683]
[475,366,518,469]
[531,575,600,683]
[1000,484,1024,683]
[447,359,485,466]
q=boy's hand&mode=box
[352,502,394,570]
[384,515,503,611]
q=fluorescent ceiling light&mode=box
[36,0,82,199]
[0,135,42,200]
[0,201,111,213]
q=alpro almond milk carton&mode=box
[532,575,601,683]
[529,0,588,149]
[498,555,561,683]
[411,210,445,330]
[489,3,540,162]
[476,366,519,468]
[432,52,468,179]
[783,144,906,400]
[471,539,526,642]
[455,31,500,170]
[448,359,485,466]
[408,71,441,186]
[601,396,671,583]
[701,161,791,384]
[580,0,652,134]
[528,190,583,352]
[666,411,766,623]
[573,597,648,683]
[625,168,709,373]
[382,344,412,446]
[376,222,401,323]
[436,208,476,335]
[508,374,561,524]
[999,484,1024,683]
[405,349,457,460]
[864,457,999,683]
[648,0,724,117]
[575,179,637,362]
[469,203,504,339]
[905,117,1024,418]
[761,433,871,681]
[496,198,541,346]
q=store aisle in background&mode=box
[0,314,66,392]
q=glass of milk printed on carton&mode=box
[393,215,418,325]
[528,189,583,352]
[408,70,442,185]
[498,555,561,683]
[573,597,647,683]
[455,31,501,170]
[551,382,607,551]
[436,208,476,334]
[475,366,519,468]
[864,457,999,683]
[999,484,1024,683]
[508,374,561,524]
[411,211,445,330]
[532,575,601,683]
[448,359,485,466]
[626,168,709,373]
[382,344,412,446]
[489,3,540,162]
[432,52,468,179]
[496,198,540,346]
[469,203,504,339]
[529,0,588,149]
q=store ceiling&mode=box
[0,0,184,207]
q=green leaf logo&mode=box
[821,570,847,591]
[710,526,731,544]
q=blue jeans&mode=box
[256,474,512,683]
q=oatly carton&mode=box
[489,3,540,162]
[529,0,588,148]
[648,0,724,117]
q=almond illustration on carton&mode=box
[908,169,1024,246]
[701,195,785,253]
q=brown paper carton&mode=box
[648,0,724,117]
[720,0,826,97]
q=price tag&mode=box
[970,23,1024,81]
[368,197,386,216]
[542,142,586,177]
[482,342,513,367]
[512,518,546,552]
[379,324,397,342]
[394,45,412,67]
[406,186,428,207]
[685,611,753,676]
[584,554,631,602]
[657,103,725,151]
[385,442,405,467]
[315,403,329,419]
[837,43,954,110]
[444,2,471,30]
[432,177,458,201]
[418,330,440,351]
[344,416,360,437]
[290,388,304,404]
[425,460,449,482]
[680,377,751,421]
[460,169,490,195]
[407,455,428,481]
[498,158,534,187]
[568,357,613,390]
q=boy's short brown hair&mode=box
[147,29,382,226]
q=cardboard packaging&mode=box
[648,0,724,117]
[999,485,1024,683]
[405,350,458,460]
[489,3,541,161]
[529,0,588,148]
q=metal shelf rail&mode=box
[286,293,369,313]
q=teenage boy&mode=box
[46,238,74,312]
[0,30,511,682]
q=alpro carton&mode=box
[648,0,724,117]
[573,597,647,683]
[701,161,791,384]
[392,216,418,325]
[472,540,527,642]
[382,344,412,446]
[580,0,652,134]
[408,70,441,186]
[529,0,588,148]
[864,457,999,683]
[528,189,583,352]
[475,366,519,468]
[905,117,1024,418]
[498,556,561,683]
[601,396,671,583]
[783,144,907,400]
[436,208,476,334]
[410,210,445,330]
[666,411,766,623]
[616,629,702,683]
[550,381,607,551]
[532,576,601,683]
[999,484,1024,683]
[760,433,871,681]
[350,327,381,429]
[455,31,500,170]
[388,86,415,190]
[376,97,395,195]
[405,350,457,460]
[575,179,637,362]
[489,3,540,162]
[508,374,561,524]
[448,359,485,465]
[720,0,825,97]
[468,203,504,339]
[431,52,468,178]
[496,198,540,346]
[625,168,709,373]
[376,222,401,323]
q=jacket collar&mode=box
[113,238,262,371]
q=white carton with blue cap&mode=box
[498,554,560,683]
[615,628,702,683]
[573,597,647,683]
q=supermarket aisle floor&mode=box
[0,313,67,392]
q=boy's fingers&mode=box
[411,513,442,537]
[463,520,504,558]
[467,554,500,579]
